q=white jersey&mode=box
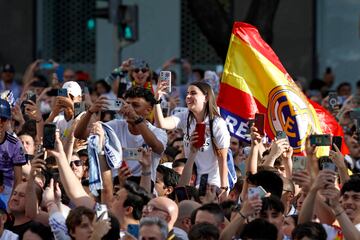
[171,110,230,187]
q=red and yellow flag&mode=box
[218,22,348,155]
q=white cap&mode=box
[62,81,82,97]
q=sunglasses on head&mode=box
[133,68,149,73]
[70,160,83,167]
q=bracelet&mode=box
[154,98,162,105]
[335,210,345,217]
[134,116,144,125]
[238,211,247,220]
[141,171,151,176]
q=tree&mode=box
[187,0,280,62]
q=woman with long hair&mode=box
[154,81,230,192]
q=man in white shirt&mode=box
[75,87,167,182]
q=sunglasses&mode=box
[133,68,149,73]
[70,160,83,167]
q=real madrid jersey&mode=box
[0,132,26,187]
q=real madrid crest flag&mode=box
[218,22,348,155]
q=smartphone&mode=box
[95,203,109,220]
[159,71,171,93]
[127,224,140,239]
[310,134,331,146]
[74,102,85,118]
[39,61,54,70]
[255,113,265,136]
[332,136,342,151]
[25,154,34,162]
[173,58,184,64]
[105,99,123,111]
[120,160,128,169]
[292,156,307,172]
[58,88,68,97]
[276,131,287,140]
[328,92,338,111]
[123,148,142,161]
[26,91,36,103]
[319,156,337,172]
[194,123,206,148]
[245,119,255,135]
[43,124,56,149]
[174,187,189,202]
[198,174,208,196]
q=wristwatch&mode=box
[154,98,162,105]
[134,116,144,125]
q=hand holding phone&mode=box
[292,156,307,172]
[255,113,265,136]
[43,124,56,149]
[159,71,171,93]
[95,203,109,220]
[105,99,123,111]
[123,148,142,161]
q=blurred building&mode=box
[0,0,360,87]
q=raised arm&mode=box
[74,96,108,140]
[139,147,153,193]
[153,81,178,129]
[48,131,95,209]
[298,170,336,224]
[329,146,350,185]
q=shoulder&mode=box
[6,133,20,145]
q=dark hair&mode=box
[101,213,120,240]
[247,169,283,198]
[192,203,224,225]
[192,68,205,79]
[157,165,180,188]
[240,218,278,240]
[124,87,156,106]
[188,222,219,240]
[21,221,54,240]
[336,82,351,93]
[123,181,152,220]
[292,222,327,240]
[95,79,111,93]
[219,200,237,221]
[66,206,95,236]
[172,160,186,169]
[170,137,184,147]
[341,175,360,195]
[288,214,299,226]
[261,195,285,214]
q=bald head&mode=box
[175,200,201,232]
[143,197,178,230]
[177,200,201,221]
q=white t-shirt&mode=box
[0,229,18,240]
[106,119,167,181]
[56,111,86,141]
[171,110,230,187]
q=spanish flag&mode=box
[218,22,348,155]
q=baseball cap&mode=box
[62,81,82,97]
[2,64,15,73]
[0,99,11,119]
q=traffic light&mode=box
[117,5,138,42]
[93,0,138,43]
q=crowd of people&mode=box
[0,57,359,240]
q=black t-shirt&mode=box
[6,220,33,237]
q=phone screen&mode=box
[43,124,56,149]
[332,136,342,151]
[255,113,265,135]
[198,174,208,196]
[74,102,85,118]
